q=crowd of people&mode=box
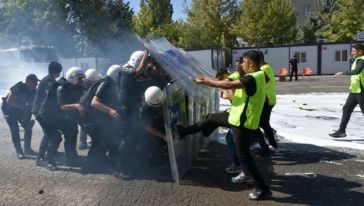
[2,43,364,201]
[2,50,171,176]
[176,50,277,200]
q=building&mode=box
[291,0,316,26]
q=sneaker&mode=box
[64,157,80,167]
[256,148,271,157]
[248,188,272,200]
[175,124,187,140]
[329,130,346,138]
[16,152,25,159]
[36,158,47,167]
[113,171,131,180]
[231,172,254,184]
[225,164,242,174]
[46,162,57,171]
[24,148,37,156]
[268,145,277,153]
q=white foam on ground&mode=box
[219,93,364,150]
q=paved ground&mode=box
[1,75,364,206]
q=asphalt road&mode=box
[1,75,364,206]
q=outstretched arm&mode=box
[192,76,243,89]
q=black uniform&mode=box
[289,57,298,81]
[87,76,122,166]
[78,80,93,148]
[55,82,84,162]
[2,82,35,155]
[37,79,63,165]
[32,75,61,161]
[138,102,167,161]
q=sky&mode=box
[128,0,192,21]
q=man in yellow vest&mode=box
[176,50,271,200]
[255,51,278,156]
[330,44,364,138]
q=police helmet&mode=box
[66,67,85,85]
[144,86,165,107]
[106,64,121,82]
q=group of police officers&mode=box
[2,49,171,175]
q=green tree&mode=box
[133,0,173,38]
[0,0,74,55]
[65,0,134,56]
[301,0,338,43]
[322,0,364,42]
[182,0,240,48]
[149,20,187,47]
[234,0,298,46]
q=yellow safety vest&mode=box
[228,71,266,130]
[350,55,364,93]
[228,72,240,80]
[261,64,277,106]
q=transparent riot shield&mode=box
[147,38,219,183]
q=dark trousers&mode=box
[185,111,269,190]
[339,92,364,131]
[119,113,139,162]
[36,117,62,163]
[289,68,298,81]
[80,118,107,164]
[79,127,87,146]
[88,113,122,165]
[225,130,240,167]
[256,103,277,149]
[37,117,50,159]
[232,127,269,190]
[58,121,79,159]
[184,112,231,137]
[5,115,32,153]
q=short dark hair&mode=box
[257,50,265,64]
[352,44,364,53]
[239,56,244,63]
[48,61,62,74]
[25,74,39,82]
[242,50,260,70]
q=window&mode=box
[294,52,300,62]
[335,51,341,61]
[335,50,348,62]
[342,50,348,61]
[302,5,311,16]
[300,52,306,63]
[294,52,307,63]
[81,62,89,69]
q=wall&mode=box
[186,49,212,69]
[321,44,351,74]
[290,45,318,74]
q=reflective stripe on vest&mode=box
[228,71,266,129]
[261,64,277,105]
[350,55,364,93]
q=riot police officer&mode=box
[2,74,38,159]
[55,67,85,166]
